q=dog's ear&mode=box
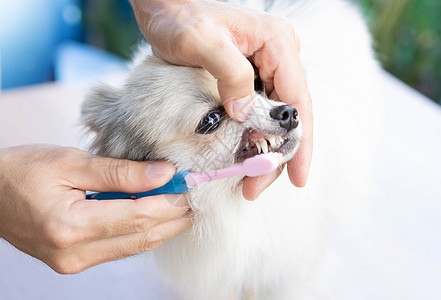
[81,83,122,155]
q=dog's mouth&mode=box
[234,129,290,163]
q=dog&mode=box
[82,0,380,298]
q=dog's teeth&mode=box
[255,141,261,154]
[258,138,266,153]
[260,139,268,154]
[253,136,285,154]
[277,136,284,145]
[269,136,277,149]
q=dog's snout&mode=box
[270,105,298,132]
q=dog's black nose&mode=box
[270,105,298,132]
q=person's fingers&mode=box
[255,37,313,187]
[263,79,274,97]
[47,212,193,274]
[269,89,280,101]
[184,25,255,121]
[242,165,284,200]
[66,193,189,243]
[69,154,176,193]
[282,90,313,187]
[287,118,313,187]
[276,60,312,187]
[273,38,312,186]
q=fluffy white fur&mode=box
[81,0,380,299]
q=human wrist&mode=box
[129,0,207,38]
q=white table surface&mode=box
[1,71,440,300]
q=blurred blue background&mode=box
[0,0,131,89]
[1,0,440,106]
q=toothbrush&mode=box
[86,153,283,200]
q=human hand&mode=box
[0,145,191,274]
[129,0,313,199]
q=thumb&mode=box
[70,156,176,193]
[193,32,255,121]
[216,49,255,122]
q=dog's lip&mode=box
[247,130,270,143]
[234,129,289,163]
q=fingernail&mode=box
[165,193,189,207]
[145,161,174,179]
[231,95,254,122]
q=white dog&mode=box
[82,0,380,298]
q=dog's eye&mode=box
[196,110,222,134]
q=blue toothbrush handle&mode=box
[86,171,191,200]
